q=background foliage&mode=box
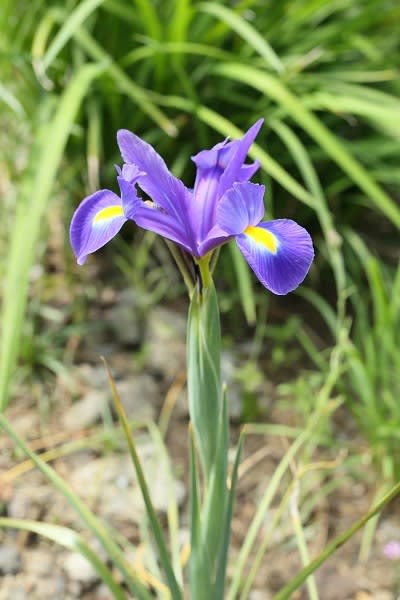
[1,0,399,478]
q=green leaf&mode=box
[0,61,105,412]
[102,358,183,600]
[189,426,213,600]
[198,2,284,74]
[39,0,107,73]
[215,63,400,229]
[215,431,244,598]
[202,389,229,589]
[0,413,152,600]
[187,280,222,479]
[272,479,400,600]
[229,243,256,325]
[74,27,177,136]
[0,518,127,600]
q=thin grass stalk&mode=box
[215,63,400,229]
[0,518,127,600]
[102,358,182,600]
[272,478,400,600]
[0,62,105,412]
[0,413,152,599]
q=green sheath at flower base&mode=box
[187,264,222,481]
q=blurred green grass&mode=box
[1,0,399,481]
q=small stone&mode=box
[24,548,53,575]
[249,590,273,600]
[12,412,39,437]
[7,486,51,520]
[0,580,27,600]
[106,289,146,347]
[0,545,21,575]
[96,583,114,599]
[145,307,186,377]
[62,391,109,431]
[62,552,99,586]
[69,445,185,525]
[75,364,110,390]
[115,375,159,421]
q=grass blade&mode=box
[38,0,107,74]
[74,26,177,136]
[0,412,152,599]
[102,358,183,600]
[215,432,244,598]
[229,243,256,325]
[0,61,105,412]
[272,479,400,600]
[215,63,400,229]
[189,425,213,600]
[198,2,284,74]
[0,518,127,600]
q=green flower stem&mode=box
[187,276,222,480]
[187,264,233,599]
[197,254,213,290]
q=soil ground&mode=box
[1,291,399,599]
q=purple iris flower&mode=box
[70,119,314,295]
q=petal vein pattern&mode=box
[237,219,314,295]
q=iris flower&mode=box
[70,119,314,294]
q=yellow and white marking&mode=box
[93,205,124,225]
[244,225,278,254]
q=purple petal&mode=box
[70,190,127,265]
[118,177,195,254]
[218,119,263,195]
[117,129,191,221]
[190,120,263,240]
[217,182,266,235]
[236,219,314,295]
[121,163,144,183]
[199,181,265,255]
[238,160,260,182]
[198,224,232,256]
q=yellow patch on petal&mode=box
[93,205,124,224]
[244,225,278,254]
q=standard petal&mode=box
[218,119,263,195]
[70,190,126,265]
[236,219,314,295]
[117,129,191,221]
[217,182,266,235]
[190,120,263,240]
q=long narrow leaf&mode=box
[272,479,400,600]
[0,413,152,600]
[229,243,256,325]
[215,63,400,229]
[199,2,284,73]
[39,0,107,73]
[215,433,244,598]
[102,358,182,600]
[0,62,105,412]
[0,518,127,600]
